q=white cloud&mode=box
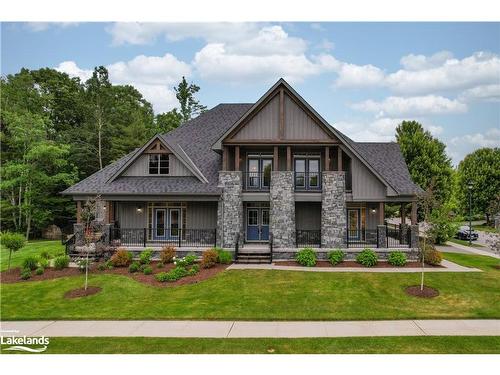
[55,54,191,113]
[386,51,500,95]
[459,84,500,102]
[24,22,79,32]
[316,38,335,51]
[352,95,467,117]
[399,51,454,71]
[448,128,500,164]
[310,23,326,32]
[335,63,385,88]
[107,22,261,45]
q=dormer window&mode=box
[149,154,169,175]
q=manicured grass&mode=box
[448,238,485,248]
[474,225,499,234]
[2,336,499,354]
[0,240,64,271]
[1,253,499,321]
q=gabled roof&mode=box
[62,80,422,198]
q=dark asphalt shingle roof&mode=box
[63,103,421,196]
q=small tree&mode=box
[1,232,26,270]
[80,196,102,290]
[418,181,437,291]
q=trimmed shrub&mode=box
[188,264,200,276]
[156,266,188,282]
[142,265,153,275]
[35,267,44,276]
[200,248,218,269]
[110,248,133,267]
[129,261,140,273]
[356,249,378,267]
[1,232,26,270]
[155,272,169,282]
[22,256,38,271]
[54,255,70,270]
[159,246,176,264]
[176,254,197,267]
[420,245,443,266]
[388,251,407,267]
[139,249,153,265]
[217,249,232,264]
[296,248,317,267]
[20,268,32,280]
[38,258,49,269]
[328,250,345,266]
[157,262,164,268]
[97,263,107,271]
[104,260,113,269]
[40,250,52,260]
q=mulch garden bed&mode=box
[405,285,440,298]
[275,260,443,268]
[64,286,102,299]
[0,261,228,288]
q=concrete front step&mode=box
[236,258,271,264]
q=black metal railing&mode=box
[296,229,321,247]
[64,234,76,255]
[294,172,321,191]
[386,225,411,248]
[243,172,271,191]
[346,229,378,248]
[109,228,217,247]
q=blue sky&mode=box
[2,22,499,164]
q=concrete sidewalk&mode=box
[227,259,480,273]
[1,320,499,338]
[446,241,500,259]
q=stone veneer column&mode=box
[321,171,346,248]
[377,225,387,248]
[270,171,296,248]
[410,224,419,249]
[217,171,243,248]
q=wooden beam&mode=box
[411,201,417,225]
[104,201,110,224]
[279,89,285,140]
[325,146,330,171]
[379,202,385,225]
[223,139,338,145]
[337,146,343,171]
[273,146,279,170]
[286,146,292,171]
[234,146,240,171]
[222,146,228,170]
[400,203,406,225]
[76,201,82,224]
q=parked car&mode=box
[455,226,479,241]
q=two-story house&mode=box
[63,79,422,261]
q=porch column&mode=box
[222,146,228,171]
[217,171,243,248]
[234,146,240,171]
[337,146,343,171]
[104,201,111,224]
[400,203,406,225]
[377,225,387,248]
[325,146,330,171]
[378,202,385,225]
[76,201,82,224]
[321,171,346,248]
[411,201,417,225]
[273,146,279,170]
[270,171,296,248]
[286,146,292,171]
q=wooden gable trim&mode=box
[143,139,172,154]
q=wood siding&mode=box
[116,202,147,228]
[233,94,280,140]
[350,157,387,200]
[295,202,321,230]
[122,154,194,177]
[186,202,218,229]
[284,94,331,140]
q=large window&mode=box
[294,158,320,190]
[149,154,169,175]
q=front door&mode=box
[153,208,181,240]
[246,208,270,241]
[347,209,361,240]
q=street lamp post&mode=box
[468,183,473,247]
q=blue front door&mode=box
[246,208,270,241]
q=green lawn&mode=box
[2,336,498,354]
[1,253,499,321]
[448,238,485,248]
[0,240,64,271]
[474,225,499,234]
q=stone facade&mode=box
[321,171,346,248]
[377,225,387,248]
[217,171,243,248]
[270,171,296,248]
[410,224,419,248]
[272,248,420,261]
